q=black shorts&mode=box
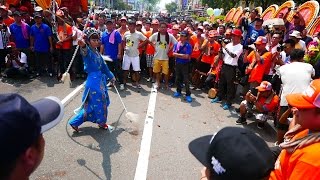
[196,61,211,74]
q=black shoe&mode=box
[257,122,265,129]
[235,108,240,113]
[247,112,254,118]
[236,117,247,125]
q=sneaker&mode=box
[137,84,142,89]
[49,73,53,77]
[211,97,221,103]
[120,84,125,90]
[173,92,181,97]
[222,104,231,110]
[236,117,247,125]
[146,77,151,82]
[257,122,265,129]
[186,96,192,103]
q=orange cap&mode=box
[254,36,267,45]
[286,79,320,109]
[255,81,272,92]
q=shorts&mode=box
[196,61,211,74]
[122,55,140,71]
[153,59,169,75]
[146,54,154,68]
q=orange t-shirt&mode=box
[191,36,204,59]
[269,129,320,180]
[56,24,73,49]
[201,40,220,64]
[117,27,128,38]
[168,34,180,58]
[246,51,272,83]
[189,34,197,48]
[257,94,279,112]
[4,16,14,26]
[145,30,155,55]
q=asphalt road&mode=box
[0,76,277,180]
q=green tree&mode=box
[165,2,178,14]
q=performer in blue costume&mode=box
[69,28,115,132]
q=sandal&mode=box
[71,125,79,133]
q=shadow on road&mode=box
[66,111,125,180]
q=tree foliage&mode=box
[165,2,178,14]
[114,0,133,10]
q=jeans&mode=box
[176,63,191,96]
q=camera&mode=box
[277,44,285,52]
[217,35,231,44]
[243,45,254,51]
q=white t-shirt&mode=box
[72,26,83,46]
[222,43,243,66]
[5,52,28,68]
[149,32,177,60]
[279,62,314,106]
[123,31,147,57]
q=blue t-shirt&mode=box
[245,25,265,45]
[30,23,52,52]
[9,23,30,49]
[173,42,192,64]
[101,30,122,61]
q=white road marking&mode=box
[61,83,85,105]
[134,87,158,180]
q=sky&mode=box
[158,0,173,11]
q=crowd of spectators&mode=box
[0,3,320,179]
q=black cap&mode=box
[128,19,136,25]
[0,93,64,163]
[180,30,189,37]
[189,127,275,180]
[12,11,22,16]
[106,18,112,23]
[34,12,43,18]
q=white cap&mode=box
[203,21,209,26]
[289,30,302,39]
[34,6,43,12]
